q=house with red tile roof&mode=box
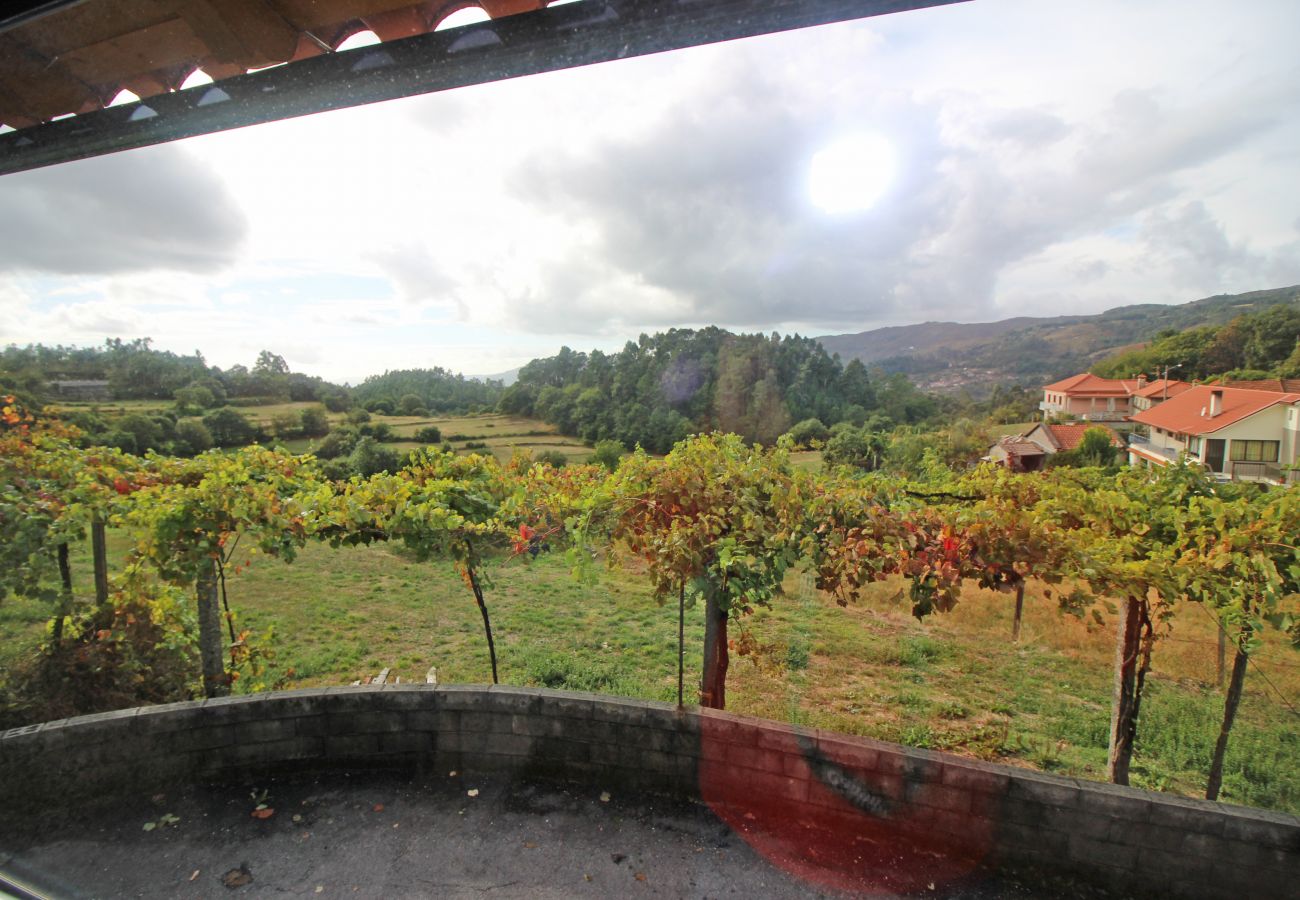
[1040,373,1195,422]
[1129,378,1195,413]
[1040,374,1140,422]
[987,423,1124,472]
[1127,385,1300,484]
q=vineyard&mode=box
[2,397,1298,813]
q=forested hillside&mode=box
[352,368,502,414]
[818,285,1300,393]
[0,340,346,406]
[1091,303,1300,381]
[496,328,938,451]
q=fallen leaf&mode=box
[467,789,479,797]
[523,841,537,849]
[292,814,303,823]
[142,822,156,832]
[251,807,275,820]
[190,871,200,882]
[372,803,384,813]
[584,874,592,882]
[599,791,611,803]
[635,872,647,882]
[392,823,399,829]
[221,865,253,888]
[448,770,457,777]
[315,887,324,894]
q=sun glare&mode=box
[808,135,895,213]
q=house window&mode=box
[1188,436,1202,454]
[1229,440,1280,463]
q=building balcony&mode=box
[1229,460,1296,486]
[1127,433,1179,463]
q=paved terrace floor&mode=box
[0,771,1126,900]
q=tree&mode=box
[1175,490,1300,800]
[202,408,256,447]
[606,434,806,709]
[126,447,320,697]
[174,419,213,455]
[414,425,442,443]
[398,393,426,416]
[300,406,330,438]
[253,350,290,376]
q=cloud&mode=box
[497,33,1298,337]
[0,144,247,275]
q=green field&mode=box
[50,402,596,465]
[3,532,1296,814]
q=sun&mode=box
[808,135,896,214]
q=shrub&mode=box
[347,408,372,425]
[414,425,442,443]
[175,419,213,455]
[202,407,257,447]
[300,406,330,438]
[534,449,568,468]
[314,426,358,459]
[786,418,830,448]
[591,439,626,471]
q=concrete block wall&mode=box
[1,686,1295,898]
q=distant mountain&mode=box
[817,286,1300,395]
[475,367,520,386]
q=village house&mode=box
[1127,385,1300,484]
[988,422,1124,471]
[1039,374,1141,421]
[1040,373,1194,422]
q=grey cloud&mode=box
[1140,201,1300,293]
[510,67,961,333]
[367,244,460,309]
[0,145,246,274]
[501,37,1296,336]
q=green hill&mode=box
[817,286,1300,394]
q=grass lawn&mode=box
[4,533,1297,814]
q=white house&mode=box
[1127,386,1300,484]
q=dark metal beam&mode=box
[0,0,968,176]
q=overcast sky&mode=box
[3,0,1299,384]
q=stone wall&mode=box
[1,685,1294,897]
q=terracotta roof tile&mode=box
[1134,379,1194,399]
[1130,386,1300,435]
[1041,373,1136,396]
[1044,423,1125,449]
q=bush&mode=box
[534,449,568,468]
[364,399,394,415]
[0,587,196,729]
[397,393,426,416]
[175,419,213,455]
[314,426,358,459]
[414,425,442,443]
[359,422,394,442]
[322,393,351,413]
[347,408,371,425]
[463,441,489,450]
[591,439,626,471]
[786,418,830,448]
[202,407,257,447]
[348,436,402,477]
[300,406,330,438]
